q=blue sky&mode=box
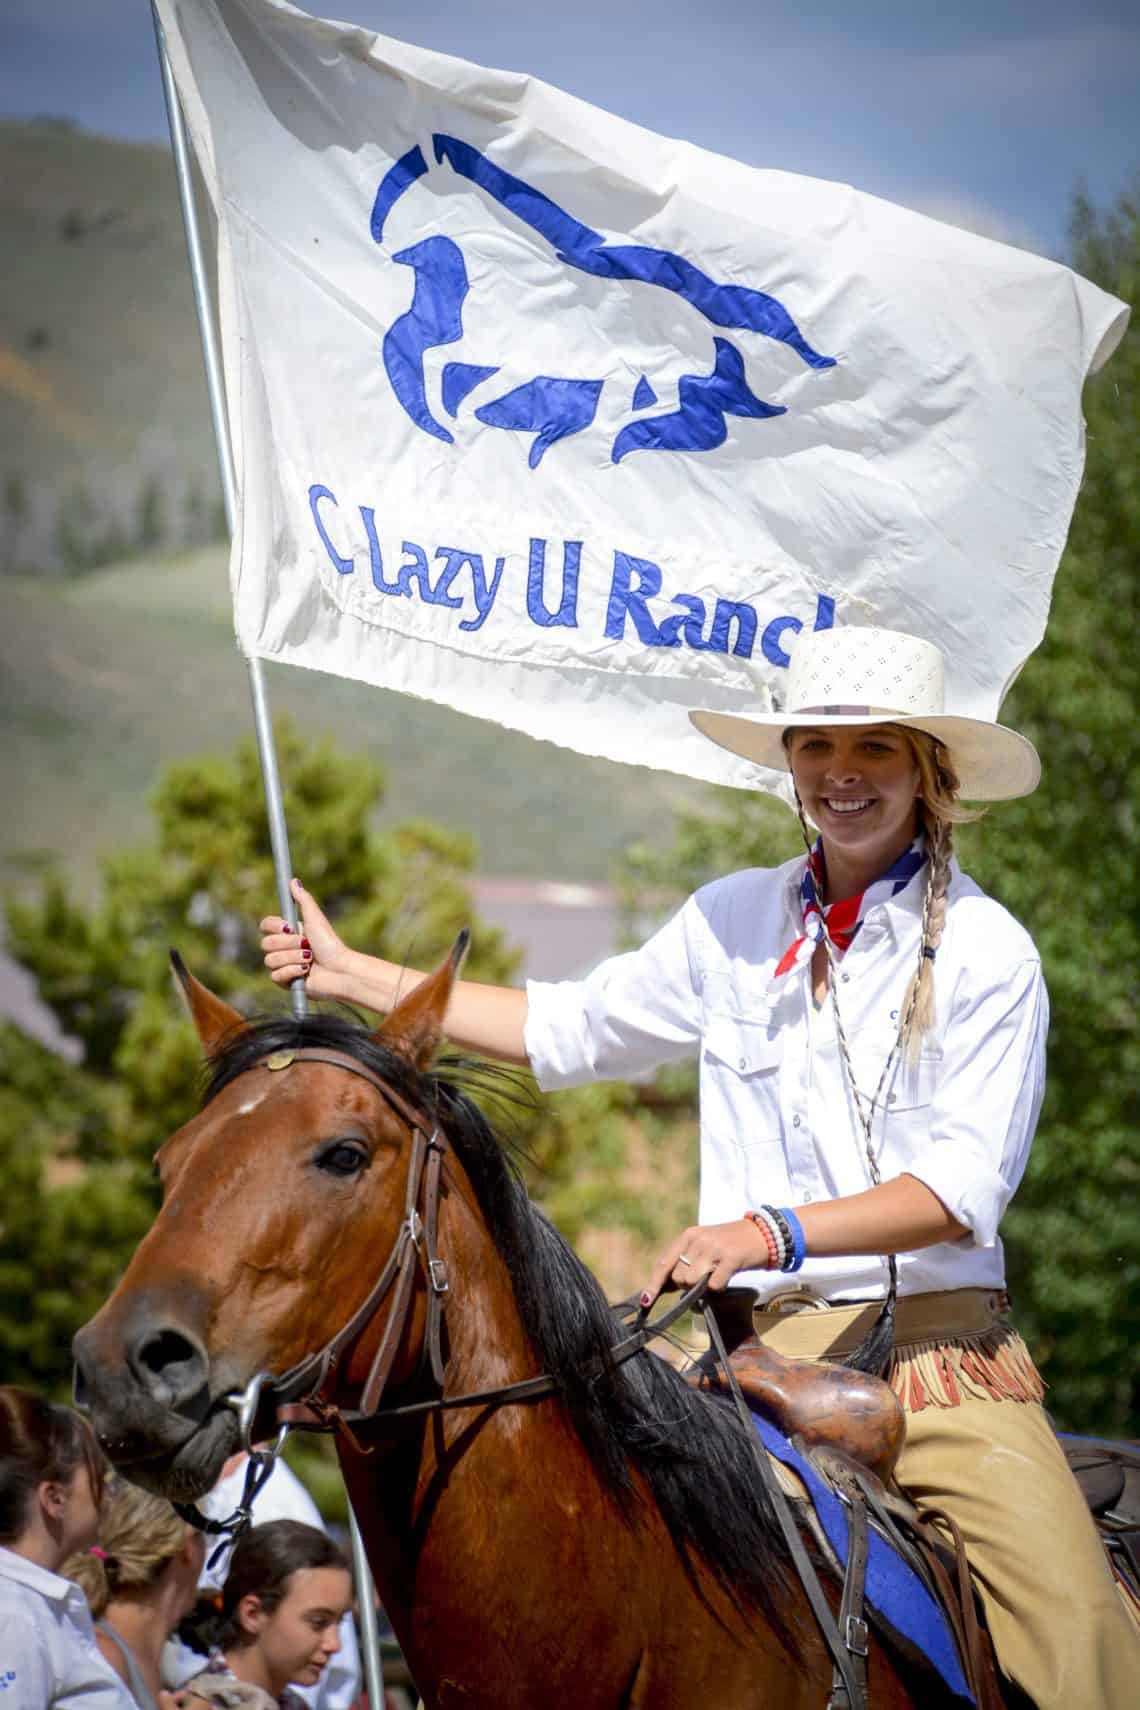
[2,0,1138,256]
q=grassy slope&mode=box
[1,546,690,888]
[0,119,218,496]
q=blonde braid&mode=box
[900,814,953,1061]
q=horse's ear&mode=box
[374,929,469,1069]
[170,950,248,1057]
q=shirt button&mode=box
[840,971,851,983]
[739,1056,747,1069]
[792,1115,802,1128]
[803,1191,813,1202]
[887,1092,897,1105]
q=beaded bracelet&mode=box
[761,1207,789,1269]
[775,1205,807,1273]
[747,1205,808,1273]
[744,1209,780,1270]
[765,1205,795,1263]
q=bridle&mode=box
[175,1044,873,1709]
[178,1044,667,1532]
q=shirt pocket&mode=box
[701,1013,791,1207]
[843,1024,942,1113]
[703,1011,782,1080]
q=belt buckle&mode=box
[845,1615,869,1657]
[766,1287,830,1316]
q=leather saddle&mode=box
[689,1288,907,1484]
[688,1290,1140,1707]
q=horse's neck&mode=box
[334,1167,810,1708]
[338,1169,629,1664]
[339,1167,568,1587]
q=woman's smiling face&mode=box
[786,724,922,866]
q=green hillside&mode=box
[0,119,221,568]
[1,546,690,887]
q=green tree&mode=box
[136,475,167,553]
[2,721,513,1389]
[1,721,680,1396]
[2,472,28,573]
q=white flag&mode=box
[158,0,1127,790]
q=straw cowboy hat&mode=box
[690,625,1040,801]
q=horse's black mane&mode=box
[205,1013,790,1627]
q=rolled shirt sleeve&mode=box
[904,956,1049,1248]
[524,894,705,1089]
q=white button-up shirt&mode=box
[525,855,1048,1304]
[0,1546,133,1710]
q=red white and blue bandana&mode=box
[773,837,926,979]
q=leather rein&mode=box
[178,1045,871,1709]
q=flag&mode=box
[157,0,1128,791]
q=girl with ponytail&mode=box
[63,1480,205,1709]
[259,624,1137,1708]
[180,1521,351,1710]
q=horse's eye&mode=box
[314,1140,369,1178]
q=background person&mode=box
[163,1452,359,1710]
[64,1477,206,1709]
[180,1520,352,1710]
[260,624,1138,1709]
[0,1384,132,1708]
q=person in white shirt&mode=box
[259,625,1138,1709]
[0,1385,133,1710]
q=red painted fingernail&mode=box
[639,1292,652,1308]
[300,938,311,950]
[281,924,293,934]
[302,949,312,961]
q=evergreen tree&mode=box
[1,722,676,1393]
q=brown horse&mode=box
[74,950,947,1708]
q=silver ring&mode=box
[678,1251,692,1266]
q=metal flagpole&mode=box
[150,8,387,1703]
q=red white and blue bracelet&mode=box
[745,1205,807,1272]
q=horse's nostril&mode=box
[138,1328,199,1376]
[128,1324,209,1408]
[138,1333,198,1374]
[73,1361,90,1410]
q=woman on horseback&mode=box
[260,624,1137,1709]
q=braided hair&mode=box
[898,730,984,1058]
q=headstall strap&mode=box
[217,1049,452,1435]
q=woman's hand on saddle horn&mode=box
[259,877,353,999]
[639,1220,771,1309]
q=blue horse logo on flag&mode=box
[371,135,837,469]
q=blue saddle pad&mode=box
[752,1412,974,1704]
